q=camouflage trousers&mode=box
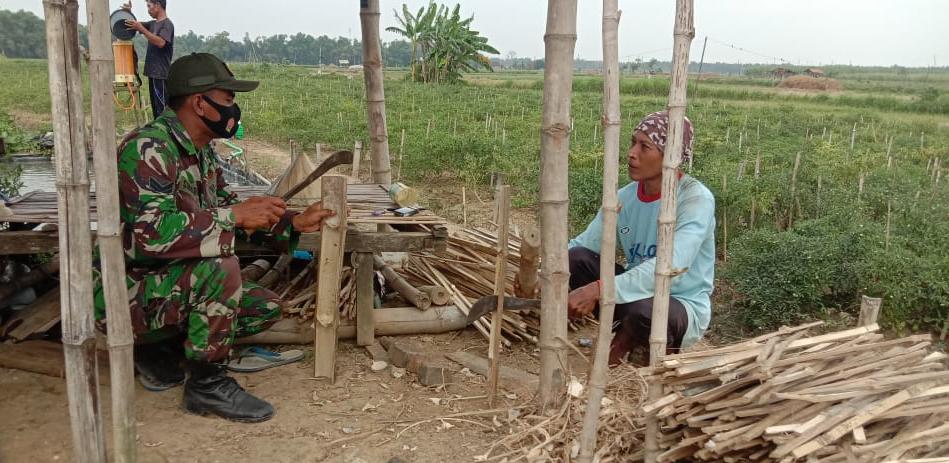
[94,256,281,362]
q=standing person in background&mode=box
[123,0,174,119]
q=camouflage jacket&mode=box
[116,110,296,274]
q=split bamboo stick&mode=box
[488,185,511,406]
[314,176,348,382]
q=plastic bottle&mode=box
[235,120,245,140]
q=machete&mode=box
[280,150,354,201]
[466,295,541,324]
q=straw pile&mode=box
[778,75,842,91]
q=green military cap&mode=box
[167,53,259,97]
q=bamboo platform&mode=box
[0,184,445,226]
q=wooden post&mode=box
[858,295,883,326]
[538,0,578,410]
[884,200,892,252]
[487,185,511,406]
[646,1,694,462]
[515,224,541,299]
[354,252,374,346]
[86,0,136,460]
[43,1,106,461]
[314,175,348,381]
[577,1,621,460]
[351,140,363,178]
[462,186,468,227]
[360,0,392,186]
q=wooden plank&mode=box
[313,176,348,382]
[0,340,110,385]
[354,252,375,346]
[7,289,61,340]
[0,231,68,255]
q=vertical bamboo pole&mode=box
[487,185,511,406]
[360,0,391,186]
[43,1,106,461]
[314,176,348,381]
[577,1,621,460]
[645,1,694,462]
[86,0,136,460]
[537,0,578,410]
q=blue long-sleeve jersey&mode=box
[569,175,716,347]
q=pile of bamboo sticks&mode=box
[641,322,949,462]
[396,227,591,347]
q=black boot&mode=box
[134,337,186,391]
[183,360,275,423]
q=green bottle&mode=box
[235,121,245,140]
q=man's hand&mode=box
[231,196,287,231]
[292,201,335,233]
[567,281,600,319]
[124,19,147,34]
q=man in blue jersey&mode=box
[567,111,716,365]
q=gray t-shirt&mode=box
[143,18,174,79]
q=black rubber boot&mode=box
[183,360,275,423]
[134,337,186,391]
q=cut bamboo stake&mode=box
[577,2,621,461]
[538,0,578,411]
[515,224,541,298]
[788,151,802,228]
[884,200,892,252]
[359,0,391,186]
[354,252,374,346]
[462,186,468,227]
[488,185,511,406]
[351,140,363,178]
[314,176,348,382]
[86,0,136,460]
[646,2,694,462]
[851,122,857,151]
[43,0,106,460]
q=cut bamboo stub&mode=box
[374,255,431,310]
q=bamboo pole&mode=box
[86,0,136,460]
[359,0,392,186]
[314,176,348,382]
[577,1,621,460]
[645,1,694,462]
[537,0,578,410]
[487,185,511,406]
[43,1,106,461]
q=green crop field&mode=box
[1,57,947,339]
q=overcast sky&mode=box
[5,0,947,67]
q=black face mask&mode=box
[199,95,241,139]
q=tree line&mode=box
[0,8,414,67]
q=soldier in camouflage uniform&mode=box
[93,53,332,423]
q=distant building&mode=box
[803,67,826,78]
[338,59,350,67]
[771,67,796,79]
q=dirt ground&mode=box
[0,325,598,463]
